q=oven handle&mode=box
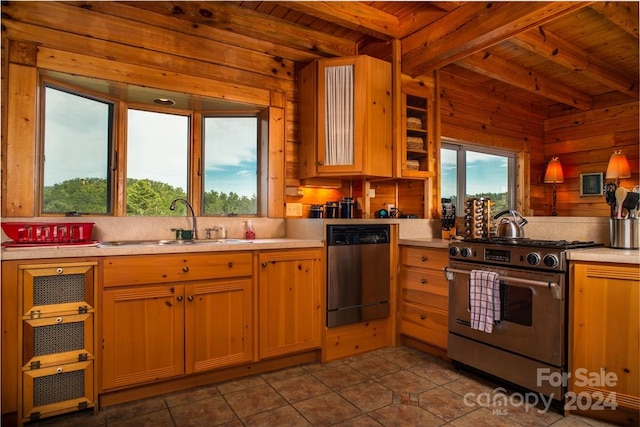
[443,267,562,300]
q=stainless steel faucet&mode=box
[169,198,198,240]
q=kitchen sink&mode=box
[99,239,250,247]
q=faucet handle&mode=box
[171,228,184,240]
[217,225,227,239]
[204,227,215,239]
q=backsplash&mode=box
[0,217,286,243]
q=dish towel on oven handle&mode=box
[469,270,501,333]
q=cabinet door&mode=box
[102,285,184,389]
[185,279,253,373]
[258,250,322,358]
[572,262,640,410]
[298,55,392,178]
[21,262,97,318]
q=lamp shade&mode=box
[605,150,631,179]
[544,157,564,183]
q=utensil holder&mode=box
[609,218,639,249]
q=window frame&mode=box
[37,75,265,217]
[441,139,516,216]
[201,113,260,216]
[38,79,117,216]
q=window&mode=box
[126,109,190,216]
[42,85,113,214]
[39,75,263,217]
[202,116,258,215]
[441,141,515,215]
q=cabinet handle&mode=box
[188,295,194,302]
[228,262,233,268]
[317,160,323,166]
[56,367,63,374]
[420,278,427,284]
[261,261,268,268]
[421,256,428,262]
[56,268,63,274]
[56,317,63,324]
[177,295,183,302]
[420,314,426,320]
[182,266,189,272]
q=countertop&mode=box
[0,238,324,260]
[398,238,451,249]
[566,247,639,265]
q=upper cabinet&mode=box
[298,55,392,179]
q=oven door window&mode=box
[466,281,532,326]
[500,283,532,326]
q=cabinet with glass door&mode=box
[298,55,392,179]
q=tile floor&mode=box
[28,346,617,427]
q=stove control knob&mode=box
[526,252,541,266]
[543,254,559,268]
[449,246,460,257]
[460,247,472,258]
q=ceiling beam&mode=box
[120,1,357,57]
[590,1,639,39]
[281,1,400,40]
[401,1,592,77]
[512,27,639,99]
[458,50,593,110]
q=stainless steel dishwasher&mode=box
[326,224,390,328]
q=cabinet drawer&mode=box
[103,252,252,287]
[400,302,448,349]
[23,313,94,369]
[400,267,448,309]
[22,360,95,420]
[21,263,96,318]
[401,246,448,270]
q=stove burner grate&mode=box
[461,237,603,249]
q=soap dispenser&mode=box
[244,220,255,240]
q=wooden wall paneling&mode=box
[113,1,357,58]
[3,21,294,94]
[368,181,397,217]
[541,102,639,216]
[397,180,427,218]
[264,106,286,218]
[69,1,326,64]
[36,48,271,108]
[3,2,298,85]
[3,62,37,217]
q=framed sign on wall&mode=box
[580,172,603,197]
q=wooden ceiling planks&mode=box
[122,1,638,113]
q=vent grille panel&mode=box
[33,274,85,306]
[33,370,84,407]
[33,322,85,356]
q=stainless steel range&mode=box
[445,238,602,408]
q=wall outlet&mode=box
[285,203,303,217]
[388,204,395,211]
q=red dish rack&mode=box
[1,222,95,246]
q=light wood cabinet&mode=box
[258,249,322,358]
[570,261,640,424]
[400,90,434,178]
[298,55,392,179]
[398,246,449,349]
[101,252,253,390]
[15,261,98,424]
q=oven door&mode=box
[447,260,565,366]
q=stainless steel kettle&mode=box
[493,210,528,238]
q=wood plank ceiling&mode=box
[124,1,639,115]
